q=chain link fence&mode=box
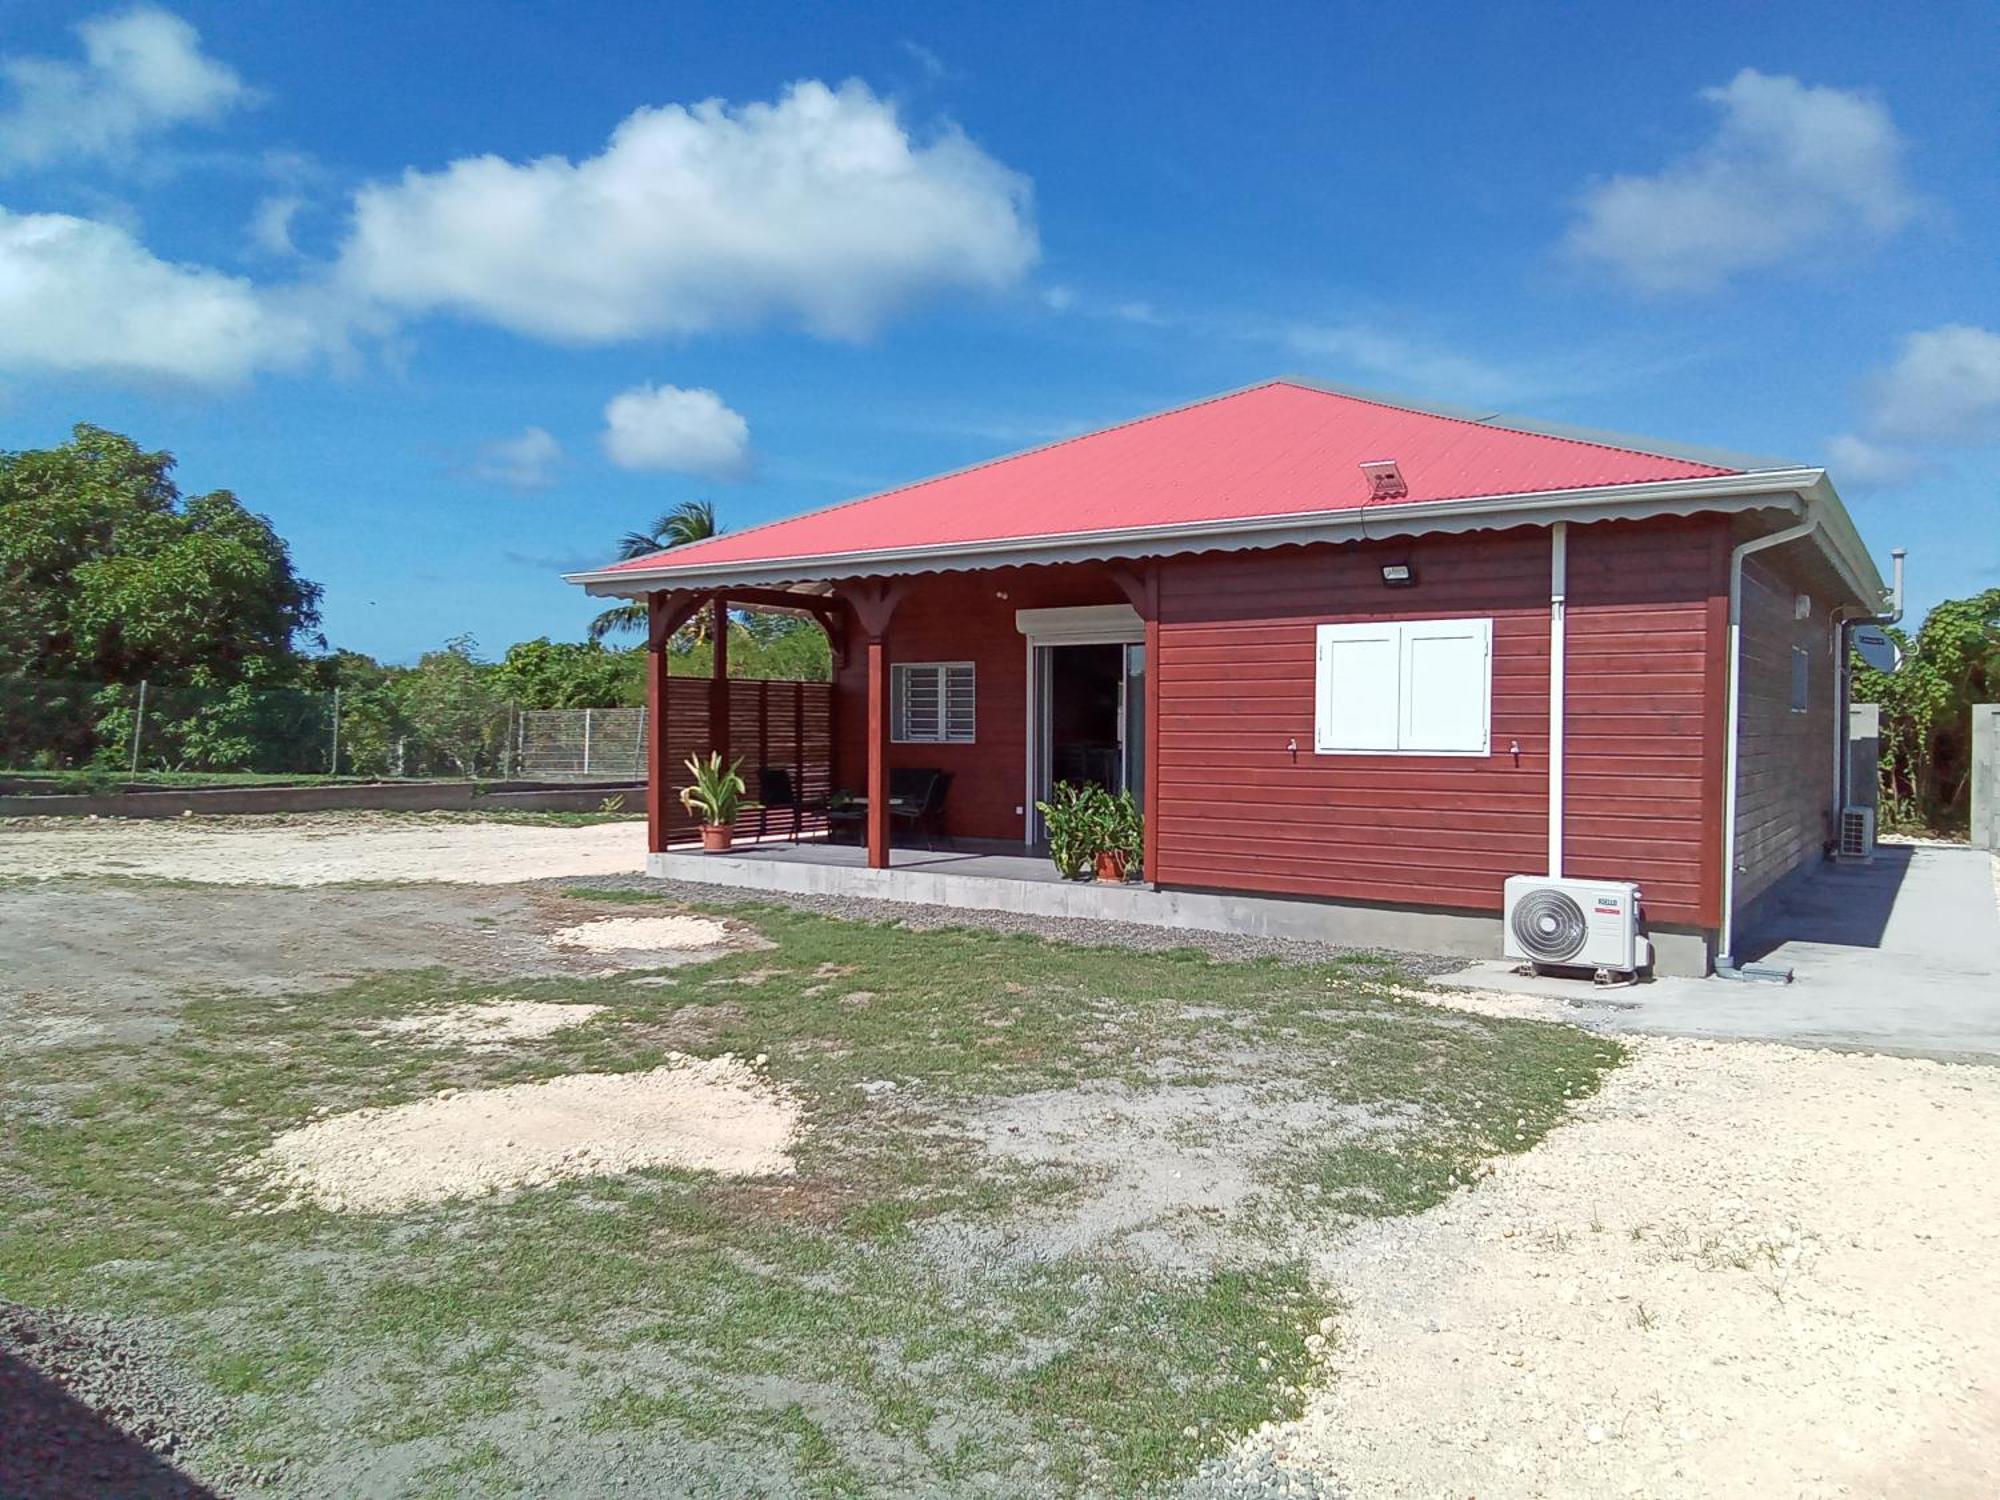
[0,676,530,782]
[515,708,649,779]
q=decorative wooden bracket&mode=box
[841,579,908,641]
[1108,564,1159,618]
[647,590,709,651]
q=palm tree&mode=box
[588,500,723,643]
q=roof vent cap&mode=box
[1360,459,1408,501]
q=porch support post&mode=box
[866,636,889,867]
[709,595,730,767]
[843,581,907,871]
[645,593,670,855]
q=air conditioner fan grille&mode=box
[1511,887,1588,963]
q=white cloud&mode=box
[1284,322,1535,407]
[0,207,318,381]
[601,384,750,478]
[1865,324,2000,443]
[1826,432,1920,487]
[249,192,301,256]
[473,426,562,491]
[0,5,254,172]
[1567,69,1915,293]
[336,79,1037,343]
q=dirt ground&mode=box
[4,815,1997,1497]
[0,880,742,1050]
[0,811,645,885]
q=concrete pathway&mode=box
[1440,845,2000,1063]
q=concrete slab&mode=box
[1438,846,2000,1063]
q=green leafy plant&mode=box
[678,751,750,827]
[1852,587,2000,833]
[1035,781,1144,880]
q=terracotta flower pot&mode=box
[700,824,734,853]
[1094,850,1129,883]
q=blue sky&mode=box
[2,0,1995,661]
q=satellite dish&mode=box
[1852,625,1902,673]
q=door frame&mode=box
[1017,605,1145,845]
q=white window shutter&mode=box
[1399,618,1491,754]
[1315,624,1401,752]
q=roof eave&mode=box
[567,470,1843,599]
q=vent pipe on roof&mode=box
[1359,460,1407,501]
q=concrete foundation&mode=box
[646,844,1715,975]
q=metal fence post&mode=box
[582,707,593,776]
[129,679,147,775]
[329,686,341,775]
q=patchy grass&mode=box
[0,893,1620,1496]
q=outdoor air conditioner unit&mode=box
[1837,805,1876,861]
[1503,875,1651,977]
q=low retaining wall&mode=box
[648,850,1714,977]
[0,780,644,820]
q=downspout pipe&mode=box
[1548,522,1567,878]
[1717,516,1822,976]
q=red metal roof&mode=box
[602,379,1738,575]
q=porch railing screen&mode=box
[511,678,832,844]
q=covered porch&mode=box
[636,562,1163,876]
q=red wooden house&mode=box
[569,379,1888,975]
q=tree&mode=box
[0,424,321,686]
[396,636,505,776]
[0,424,322,767]
[589,499,722,643]
[1852,588,2000,831]
[492,638,645,708]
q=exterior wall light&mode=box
[1380,563,1417,587]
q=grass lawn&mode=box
[0,890,1621,1497]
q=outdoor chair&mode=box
[755,766,825,843]
[889,768,953,850]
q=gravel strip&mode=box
[0,1299,229,1497]
[548,874,1468,976]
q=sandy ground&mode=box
[0,813,645,885]
[250,1054,800,1212]
[549,913,734,952]
[1227,1034,2000,1498]
[374,1000,606,1047]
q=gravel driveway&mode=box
[1214,1026,2000,1498]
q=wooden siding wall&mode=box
[829,567,1129,841]
[1151,517,1729,926]
[1731,551,1837,915]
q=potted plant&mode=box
[1093,788,1143,883]
[679,751,753,851]
[1034,782,1144,882]
[1035,780,1097,880]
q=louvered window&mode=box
[891,662,976,744]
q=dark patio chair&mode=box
[889,768,953,850]
[755,766,825,843]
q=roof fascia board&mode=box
[572,471,1827,598]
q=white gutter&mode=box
[1718,516,1822,972]
[568,469,1840,596]
[1548,522,1568,878]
